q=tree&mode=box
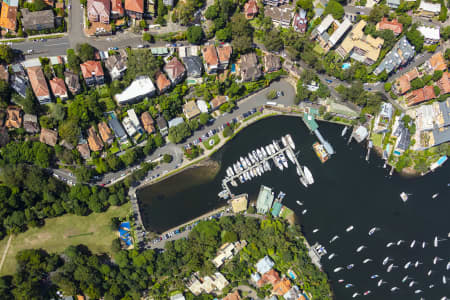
[216,26,232,42]
[263,29,284,53]
[157,0,167,18]
[231,14,253,53]
[267,90,277,99]
[163,154,173,163]
[32,0,48,11]
[324,0,344,20]
[67,49,81,72]
[168,122,192,143]
[59,119,80,146]
[139,20,146,29]
[432,70,443,81]
[410,77,425,90]
[187,26,204,45]
[406,27,424,52]
[222,126,232,138]
[205,5,218,20]
[297,0,313,11]
[439,3,447,22]
[441,26,450,40]
[384,82,392,92]
[0,80,10,107]
[0,44,14,64]
[142,33,154,43]
[368,5,389,23]
[75,166,93,183]
[198,113,210,125]
[76,43,95,62]
[377,29,395,49]
[434,85,441,96]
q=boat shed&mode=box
[256,185,274,214]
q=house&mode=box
[111,0,124,18]
[105,54,127,80]
[437,71,450,95]
[156,115,168,136]
[210,95,228,111]
[23,114,39,133]
[49,77,68,100]
[292,9,307,33]
[374,103,393,133]
[0,64,9,83]
[127,109,142,132]
[87,0,110,23]
[264,5,294,28]
[60,140,74,150]
[424,52,447,74]
[223,291,241,300]
[217,44,232,70]
[418,1,441,17]
[98,121,114,144]
[164,57,186,85]
[240,52,262,82]
[141,111,155,134]
[115,76,156,104]
[283,286,306,300]
[405,85,436,106]
[376,18,403,35]
[263,0,289,6]
[272,278,291,296]
[197,100,209,113]
[170,293,185,300]
[0,3,18,32]
[202,45,219,74]
[337,20,384,65]
[21,8,55,31]
[40,128,58,146]
[125,0,144,19]
[257,269,281,287]
[27,66,51,105]
[373,36,415,76]
[323,18,352,53]
[182,56,203,78]
[414,100,450,149]
[108,117,128,144]
[244,0,258,20]
[155,71,171,94]
[186,272,229,296]
[168,117,184,128]
[80,60,105,86]
[256,256,275,275]
[5,106,22,129]
[417,26,440,44]
[11,73,28,98]
[151,47,169,56]
[87,126,103,151]
[212,240,247,268]
[256,185,274,214]
[64,71,81,95]
[122,116,138,137]
[183,101,201,120]
[77,143,91,159]
[311,15,352,53]
[231,193,248,213]
[178,45,200,58]
[263,54,281,73]
[386,0,400,9]
[353,126,368,143]
[394,68,419,95]
[393,121,410,154]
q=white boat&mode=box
[281,136,288,148]
[356,245,366,252]
[422,241,427,248]
[363,291,371,296]
[303,166,314,184]
[248,154,256,165]
[265,145,272,155]
[368,227,379,236]
[363,258,372,264]
[301,209,307,215]
[245,157,251,167]
[414,260,421,268]
[338,279,344,283]
[240,157,247,169]
[402,275,409,282]
[414,290,423,294]
[382,257,391,265]
[400,192,408,202]
[279,153,289,168]
[396,240,405,246]
[345,283,353,288]
[390,287,399,292]
[256,149,263,160]
[273,156,283,171]
[443,276,447,284]
[387,264,397,272]
[404,262,411,269]
[300,177,308,187]
[377,279,385,286]
[334,267,343,272]
[328,253,336,260]
[352,292,359,298]
[330,235,339,243]
[386,242,395,248]
[269,144,276,155]
[346,264,354,270]
[427,270,432,276]
[409,281,417,287]
[434,236,438,247]
[370,274,378,279]
[259,165,264,174]
[432,193,439,199]
[312,229,319,233]
[433,256,443,264]
[346,225,354,232]
[273,140,280,151]
[342,126,348,137]
[296,200,303,206]
[285,134,295,149]
[429,284,434,289]
[261,147,268,157]
[285,148,296,164]
[410,240,416,248]
[447,262,450,270]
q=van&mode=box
[266,101,277,105]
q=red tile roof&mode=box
[27,66,50,98]
[257,269,281,287]
[406,85,436,106]
[141,111,155,134]
[49,77,68,98]
[87,0,110,23]
[164,57,186,82]
[87,126,103,152]
[40,128,58,146]
[272,278,291,296]
[111,0,124,15]
[80,60,104,79]
[217,45,232,64]
[428,52,447,72]
[437,71,450,94]
[125,0,144,13]
[202,45,219,67]
[155,71,171,93]
[0,3,17,32]
[5,106,22,129]
[376,18,403,35]
[394,68,419,94]
[244,0,258,19]
[222,291,242,300]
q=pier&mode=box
[302,112,335,155]
[366,140,373,161]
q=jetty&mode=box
[366,140,373,161]
[302,112,335,155]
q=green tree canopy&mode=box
[324,0,344,20]
[187,26,205,45]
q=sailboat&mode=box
[363,258,372,264]
[432,193,439,199]
[427,270,432,276]
[356,245,366,252]
[346,225,354,232]
[330,235,339,243]
[386,242,395,248]
[410,240,416,248]
[387,264,397,272]
[414,261,422,268]
[433,256,443,265]
[402,275,410,283]
[404,261,411,269]
[396,240,405,246]
[409,281,418,287]
[382,257,391,266]
[285,134,295,149]
[342,126,348,137]
[377,279,386,287]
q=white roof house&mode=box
[122,117,137,137]
[316,14,335,35]
[354,126,369,143]
[256,256,275,275]
[170,293,185,300]
[196,100,209,113]
[417,26,440,43]
[380,102,393,119]
[115,76,156,104]
[168,117,185,128]
[419,1,441,14]
[127,109,142,130]
[328,18,352,47]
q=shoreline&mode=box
[372,146,420,178]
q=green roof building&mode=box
[303,112,319,131]
[271,202,282,217]
[256,185,274,214]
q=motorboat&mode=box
[386,242,395,248]
[443,276,447,284]
[429,284,434,289]
[301,209,307,215]
[285,148,296,164]
[414,261,422,268]
[347,264,354,270]
[422,241,427,248]
[433,256,443,265]
[342,126,348,137]
[382,257,391,266]
[296,200,303,206]
[261,147,268,157]
[312,229,319,233]
[363,258,372,264]
[370,274,379,279]
[300,177,308,187]
[402,275,410,282]
[345,283,353,288]
[414,290,423,294]
[265,145,272,155]
[368,227,379,236]
[281,136,288,148]
[387,264,397,272]
[256,149,263,160]
[400,192,408,202]
[356,245,366,252]
[377,279,385,287]
[434,236,438,247]
[285,134,295,149]
[248,153,256,165]
[410,240,416,248]
[409,281,417,287]
[404,261,411,269]
[390,287,399,292]
[330,235,339,243]
[346,225,354,232]
[272,140,280,151]
[279,153,289,168]
[363,291,371,296]
[240,157,248,169]
[352,292,359,298]
[269,144,276,155]
[447,262,450,270]
[432,193,439,199]
[397,240,405,246]
[427,270,432,276]
[245,157,251,167]
[303,166,314,184]
[328,253,336,260]
[334,267,343,272]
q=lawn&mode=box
[202,134,220,150]
[372,133,383,147]
[0,203,130,276]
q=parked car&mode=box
[108,47,118,51]
[137,44,145,48]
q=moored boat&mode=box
[356,245,366,252]
[363,258,372,264]
[296,200,303,206]
[286,134,295,149]
[410,240,416,248]
[286,148,296,164]
[330,235,339,243]
[368,227,379,236]
[342,126,348,137]
[352,292,359,298]
[312,229,319,233]
[432,193,439,199]
[334,267,343,272]
[281,136,288,148]
[363,291,371,296]
[301,209,307,215]
[400,192,408,202]
[346,225,354,232]
[386,242,394,248]
[303,166,314,184]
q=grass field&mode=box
[0,203,130,276]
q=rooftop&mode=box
[115,76,156,104]
[125,0,144,13]
[155,71,171,93]
[141,111,155,134]
[0,3,17,31]
[183,101,201,120]
[376,18,403,35]
[417,26,440,40]
[80,60,104,78]
[87,126,103,151]
[27,66,50,98]
[164,57,186,82]
[374,36,415,75]
[40,128,58,146]
[49,77,68,98]
[202,45,219,68]
[406,85,436,106]
[231,194,248,213]
[217,44,232,64]
[255,255,275,275]
[240,52,262,82]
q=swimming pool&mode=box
[342,63,351,70]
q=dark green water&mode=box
[137,116,450,300]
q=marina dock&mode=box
[302,112,335,155]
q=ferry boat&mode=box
[303,166,314,184]
[281,136,288,148]
[285,148,296,164]
[346,225,354,232]
[285,134,296,149]
[313,142,329,163]
[341,126,348,137]
[400,192,408,202]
